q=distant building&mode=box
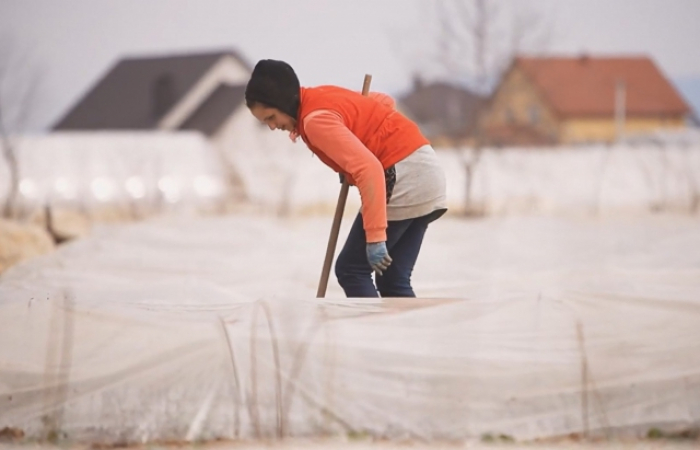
[398,78,485,147]
[54,50,250,133]
[52,50,267,201]
[479,56,692,146]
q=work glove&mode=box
[366,242,392,276]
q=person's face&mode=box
[249,104,296,132]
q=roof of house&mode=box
[398,80,484,140]
[514,56,690,117]
[53,50,249,130]
[179,84,246,136]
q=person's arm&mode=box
[303,110,387,243]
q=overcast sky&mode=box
[2,0,700,131]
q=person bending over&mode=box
[245,59,446,297]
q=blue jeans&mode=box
[335,212,437,297]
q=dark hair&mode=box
[244,59,301,118]
[245,97,275,111]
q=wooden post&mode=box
[615,78,626,142]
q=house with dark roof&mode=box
[397,78,485,147]
[478,55,692,146]
[54,50,250,133]
[51,50,278,202]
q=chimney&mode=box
[152,74,175,118]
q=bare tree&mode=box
[0,35,43,219]
[398,0,550,215]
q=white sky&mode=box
[2,0,700,130]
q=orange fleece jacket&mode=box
[296,86,429,242]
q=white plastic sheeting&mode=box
[3,133,700,218]
[0,132,230,214]
[440,144,700,216]
[1,214,700,443]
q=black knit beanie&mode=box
[245,59,301,119]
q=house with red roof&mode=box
[478,55,692,146]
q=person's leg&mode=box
[334,213,379,297]
[375,214,432,297]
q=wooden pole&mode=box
[615,78,626,142]
[316,74,372,298]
